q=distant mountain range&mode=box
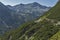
[0,2,50,35]
[1,1,60,40]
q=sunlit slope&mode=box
[49,31,60,40]
[1,1,60,40]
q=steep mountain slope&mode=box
[1,1,60,40]
[0,2,49,35]
[0,2,14,35]
[0,2,24,35]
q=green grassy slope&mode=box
[49,31,60,40]
[1,1,60,40]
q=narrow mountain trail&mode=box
[35,12,52,23]
[9,36,12,40]
[19,34,25,39]
[45,18,60,26]
[35,15,60,26]
[56,22,60,26]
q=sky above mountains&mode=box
[0,0,58,7]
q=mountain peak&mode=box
[0,2,5,6]
[32,2,40,5]
[0,2,3,5]
[29,2,42,7]
[33,2,39,4]
[0,2,2,4]
[7,5,12,7]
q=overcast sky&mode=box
[0,0,58,7]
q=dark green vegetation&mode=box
[1,1,60,40]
